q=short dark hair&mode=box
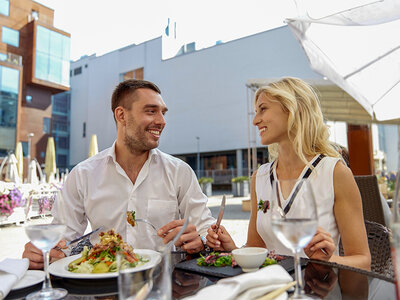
[111,79,161,116]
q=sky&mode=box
[35,0,301,61]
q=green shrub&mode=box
[198,177,214,184]
[231,176,249,183]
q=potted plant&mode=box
[198,177,213,196]
[0,185,25,224]
[231,176,250,197]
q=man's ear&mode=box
[115,106,125,125]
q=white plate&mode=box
[11,270,45,290]
[48,249,162,279]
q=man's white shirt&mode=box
[52,142,215,250]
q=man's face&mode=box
[122,88,167,153]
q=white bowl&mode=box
[232,247,268,272]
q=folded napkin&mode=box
[0,258,29,299]
[183,264,293,300]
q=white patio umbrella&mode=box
[44,137,57,183]
[286,0,400,121]
[15,142,23,180]
[5,154,21,184]
[88,134,99,158]
[27,160,39,185]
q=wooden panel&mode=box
[347,124,374,175]
[19,85,52,164]
[135,68,144,80]
[7,0,54,28]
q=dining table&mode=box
[5,252,397,300]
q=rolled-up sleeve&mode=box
[175,163,215,236]
[51,166,88,243]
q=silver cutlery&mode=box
[214,195,226,232]
[66,226,103,247]
[54,226,103,250]
[135,218,157,231]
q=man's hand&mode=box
[22,240,67,269]
[157,219,203,254]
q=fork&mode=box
[135,218,157,231]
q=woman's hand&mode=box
[304,263,337,298]
[304,227,336,261]
[206,225,237,252]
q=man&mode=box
[23,79,215,269]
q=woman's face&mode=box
[252,92,289,145]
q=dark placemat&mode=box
[174,256,308,278]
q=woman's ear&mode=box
[115,106,125,125]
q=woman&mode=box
[206,77,371,270]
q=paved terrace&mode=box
[0,194,250,259]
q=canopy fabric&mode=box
[246,78,400,125]
[286,0,400,121]
[44,137,57,183]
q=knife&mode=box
[214,195,226,232]
[66,226,103,246]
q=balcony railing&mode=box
[0,52,22,66]
[197,168,250,184]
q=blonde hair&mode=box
[254,77,340,165]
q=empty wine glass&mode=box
[271,179,318,299]
[24,223,68,300]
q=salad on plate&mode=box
[68,229,148,273]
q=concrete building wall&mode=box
[69,26,322,166]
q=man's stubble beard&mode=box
[124,125,157,155]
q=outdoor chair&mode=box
[354,175,386,227]
[339,220,393,278]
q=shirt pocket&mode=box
[147,199,178,230]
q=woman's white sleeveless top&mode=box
[256,155,340,257]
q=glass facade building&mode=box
[2,26,19,47]
[0,65,19,155]
[52,91,70,170]
[35,25,70,86]
[0,0,9,16]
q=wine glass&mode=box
[270,179,318,299]
[24,223,68,300]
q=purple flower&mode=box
[0,187,26,217]
[38,195,55,214]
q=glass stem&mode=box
[42,250,52,290]
[293,248,305,297]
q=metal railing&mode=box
[197,168,249,184]
[0,52,22,66]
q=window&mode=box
[31,10,39,20]
[0,65,19,153]
[21,142,28,156]
[57,137,68,149]
[26,95,32,103]
[2,27,19,47]
[73,67,82,75]
[120,67,143,82]
[0,0,9,16]
[82,122,86,138]
[57,154,67,166]
[43,117,51,134]
[35,25,70,86]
